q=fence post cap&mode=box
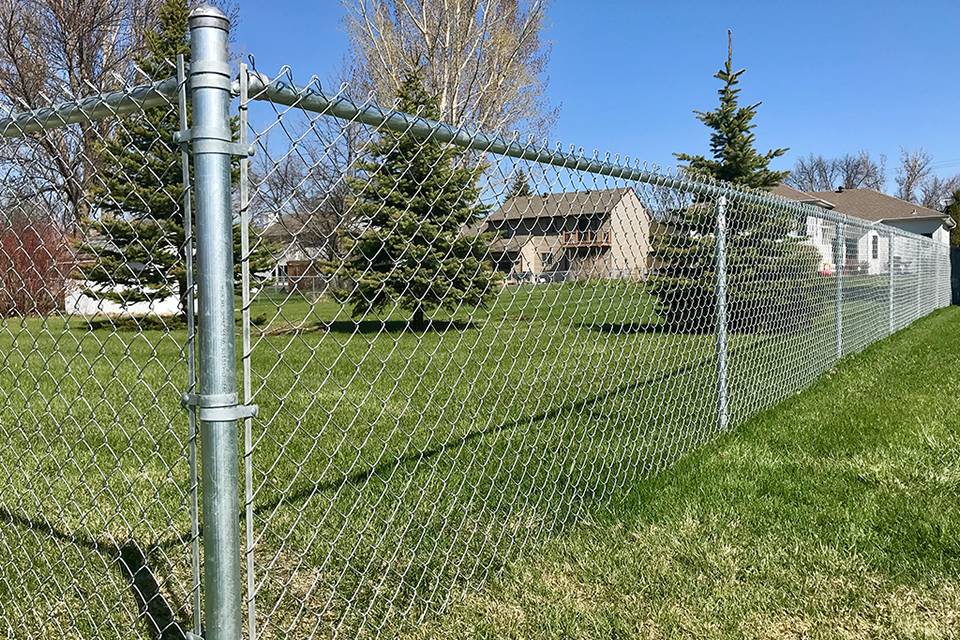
[189,4,230,29]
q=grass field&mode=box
[0,279,951,639]
[411,306,960,640]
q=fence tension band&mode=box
[181,391,258,422]
[173,129,255,157]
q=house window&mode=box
[871,235,879,260]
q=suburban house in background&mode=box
[256,183,953,293]
[772,184,955,275]
[260,213,332,292]
[807,187,954,242]
[483,187,656,282]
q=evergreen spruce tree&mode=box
[945,189,960,247]
[81,0,190,314]
[505,169,532,199]
[338,69,498,329]
[81,0,273,319]
[674,32,788,189]
[649,32,820,333]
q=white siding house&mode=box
[774,184,954,275]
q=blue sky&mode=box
[234,0,960,188]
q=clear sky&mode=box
[233,0,960,187]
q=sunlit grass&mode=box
[0,280,946,639]
[411,307,960,640]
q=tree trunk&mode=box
[178,274,190,325]
[412,305,425,332]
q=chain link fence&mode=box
[0,6,951,639]
[0,57,201,639]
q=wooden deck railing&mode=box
[560,230,611,247]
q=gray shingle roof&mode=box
[770,183,813,201]
[769,184,836,208]
[807,188,951,225]
[487,187,631,222]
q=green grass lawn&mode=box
[410,306,960,640]
[0,280,952,639]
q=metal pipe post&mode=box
[835,223,844,360]
[188,6,243,638]
[176,54,203,638]
[715,196,729,432]
[888,231,895,334]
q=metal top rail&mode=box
[0,64,947,253]
[244,70,948,249]
[0,77,180,137]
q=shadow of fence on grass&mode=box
[1,331,773,639]
[0,507,191,640]
[248,338,744,517]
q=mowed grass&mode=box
[410,306,960,640]
[0,277,948,639]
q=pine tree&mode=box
[946,190,960,247]
[81,0,190,313]
[81,0,273,319]
[505,169,532,199]
[649,32,819,333]
[337,69,498,329]
[675,31,788,188]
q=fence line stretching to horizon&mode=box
[0,6,951,640]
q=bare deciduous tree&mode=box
[786,154,838,192]
[0,0,161,224]
[919,174,960,210]
[251,117,367,265]
[835,151,885,191]
[895,148,933,204]
[787,151,885,192]
[0,0,236,225]
[249,60,373,270]
[344,0,555,135]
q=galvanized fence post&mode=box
[185,6,251,638]
[835,222,844,360]
[917,243,923,318]
[715,196,729,432]
[888,231,895,334]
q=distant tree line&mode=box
[787,148,960,212]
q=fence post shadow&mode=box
[0,507,190,640]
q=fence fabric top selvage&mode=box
[0,67,947,253]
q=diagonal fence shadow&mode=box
[2,332,775,638]
[247,335,772,517]
[0,507,191,640]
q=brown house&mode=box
[260,213,332,292]
[484,188,655,282]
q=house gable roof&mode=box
[807,188,954,228]
[487,187,633,223]
[768,183,836,209]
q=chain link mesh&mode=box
[239,68,951,639]
[0,56,950,639]
[0,64,200,639]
